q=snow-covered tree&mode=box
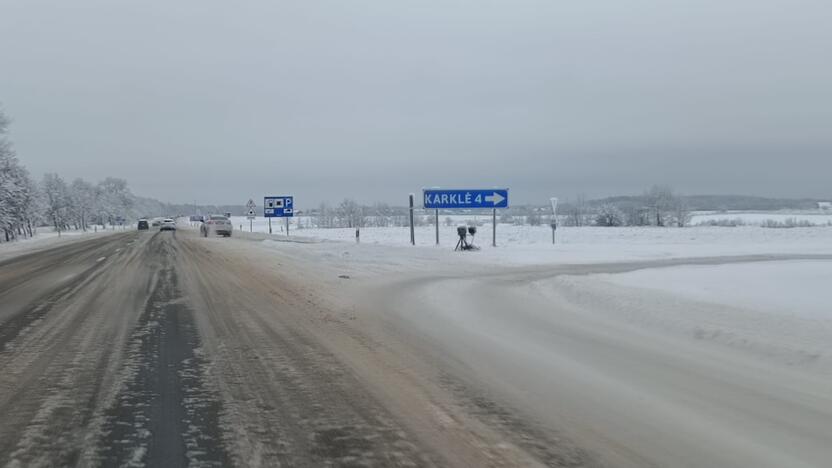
[1,108,41,241]
[69,178,95,231]
[41,173,71,232]
[95,177,133,226]
[595,204,625,226]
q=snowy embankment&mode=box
[597,260,832,319]
[0,226,124,262]
[556,260,832,371]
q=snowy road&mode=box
[1,228,831,467]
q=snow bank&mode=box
[596,260,832,319]
[0,226,120,261]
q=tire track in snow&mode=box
[97,239,230,467]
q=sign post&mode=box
[423,188,509,248]
[246,199,257,232]
[492,208,496,247]
[263,196,294,237]
[435,209,439,245]
[409,194,415,245]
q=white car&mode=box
[201,215,233,237]
[160,218,176,231]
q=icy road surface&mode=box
[1,227,831,467]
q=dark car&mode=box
[137,219,149,230]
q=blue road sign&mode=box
[423,189,509,209]
[264,196,294,217]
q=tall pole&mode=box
[269,218,272,234]
[492,208,496,247]
[286,217,289,236]
[550,197,559,245]
[409,194,415,246]
[435,209,439,245]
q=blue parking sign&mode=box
[264,196,294,217]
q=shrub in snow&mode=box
[697,218,746,227]
[595,204,625,227]
[761,218,814,229]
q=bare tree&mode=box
[568,194,589,227]
[645,185,674,226]
[371,202,393,227]
[316,202,334,228]
[671,196,692,227]
[337,198,365,228]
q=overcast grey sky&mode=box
[1,0,830,205]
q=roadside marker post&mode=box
[550,197,559,244]
[423,188,509,248]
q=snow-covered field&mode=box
[229,215,832,266]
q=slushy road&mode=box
[1,227,831,467]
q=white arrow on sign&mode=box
[485,192,505,206]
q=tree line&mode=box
[1,107,135,242]
[565,185,692,227]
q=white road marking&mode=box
[115,248,122,253]
[96,257,106,262]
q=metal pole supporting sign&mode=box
[492,208,496,247]
[435,209,439,245]
[409,194,415,245]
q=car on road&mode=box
[137,219,149,230]
[151,219,161,227]
[201,215,233,237]
[160,218,177,231]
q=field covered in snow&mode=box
[229,214,832,266]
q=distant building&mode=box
[818,202,832,210]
